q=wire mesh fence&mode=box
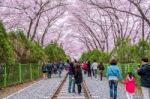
[0,63,42,88]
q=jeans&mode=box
[141,86,150,99]
[68,75,75,93]
[109,80,118,99]
[58,69,62,77]
[93,69,97,78]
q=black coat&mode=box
[42,65,47,72]
[68,63,75,75]
[87,63,91,71]
[98,65,104,70]
[46,64,52,71]
[138,64,150,87]
[75,69,83,84]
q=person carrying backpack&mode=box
[42,63,47,79]
[46,63,52,78]
[98,62,104,81]
[137,57,150,99]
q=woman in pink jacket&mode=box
[123,72,136,99]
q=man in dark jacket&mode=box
[137,57,150,99]
[87,61,91,77]
[46,63,52,78]
[67,61,75,93]
[98,62,105,81]
[58,61,63,78]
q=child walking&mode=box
[123,72,136,99]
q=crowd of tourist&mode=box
[42,57,150,99]
[42,61,65,78]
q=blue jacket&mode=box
[107,65,123,80]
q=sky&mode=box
[56,0,85,60]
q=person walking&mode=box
[58,61,63,78]
[87,61,92,77]
[53,63,57,75]
[42,63,47,79]
[46,63,52,78]
[98,62,104,80]
[137,57,150,99]
[82,61,87,75]
[123,72,136,99]
[107,59,123,99]
[75,63,83,95]
[91,60,98,79]
[67,61,75,93]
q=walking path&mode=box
[3,72,67,99]
[56,77,85,99]
[3,73,142,99]
[84,76,143,99]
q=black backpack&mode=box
[42,65,47,72]
[98,65,104,70]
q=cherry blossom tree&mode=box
[65,0,150,53]
[0,0,67,42]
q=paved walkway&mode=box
[56,77,85,99]
[3,72,142,99]
[4,72,67,99]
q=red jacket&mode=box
[123,77,136,93]
[82,63,87,70]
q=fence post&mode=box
[19,64,22,83]
[38,64,40,77]
[30,64,32,80]
[128,64,130,72]
[4,65,7,87]
[127,64,129,73]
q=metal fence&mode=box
[0,63,42,88]
[0,63,140,87]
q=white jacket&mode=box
[92,62,98,70]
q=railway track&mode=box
[50,74,92,99]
